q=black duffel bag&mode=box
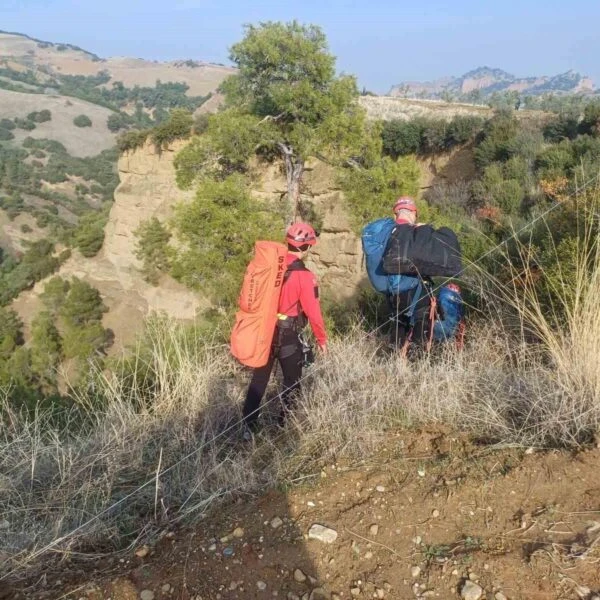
[382,224,462,277]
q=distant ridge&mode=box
[390,66,595,100]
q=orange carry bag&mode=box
[230,241,288,368]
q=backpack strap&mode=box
[278,259,309,326]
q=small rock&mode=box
[410,566,421,578]
[294,569,307,583]
[375,589,385,599]
[307,501,316,507]
[468,573,479,582]
[364,551,373,559]
[331,595,341,600]
[350,588,361,597]
[232,527,244,538]
[309,588,327,600]
[140,591,155,600]
[0,520,9,530]
[417,468,426,477]
[161,583,171,593]
[287,594,300,600]
[257,581,267,591]
[308,524,338,544]
[431,509,440,518]
[135,545,150,558]
[369,524,379,536]
[494,593,508,600]
[412,536,422,545]
[208,543,216,552]
[575,587,591,599]
[376,485,386,492]
[271,517,284,529]
[223,546,234,557]
[461,580,483,600]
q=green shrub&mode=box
[0,119,15,130]
[339,155,421,230]
[14,118,36,131]
[150,109,194,149]
[473,110,519,168]
[73,114,92,128]
[59,277,107,327]
[0,128,14,141]
[381,119,423,156]
[117,129,150,153]
[134,217,172,284]
[471,163,524,215]
[27,110,52,123]
[73,212,106,257]
[170,173,281,305]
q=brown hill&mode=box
[0,31,234,96]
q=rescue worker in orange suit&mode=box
[242,222,327,433]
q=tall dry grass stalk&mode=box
[1,195,599,576]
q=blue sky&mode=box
[2,0,599,93]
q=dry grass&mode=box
[0,89,116,157]
[1,202,599,580]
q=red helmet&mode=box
[393,196,417,214]
[446,283,461,294]
[286,222,318,248]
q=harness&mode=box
[273,260,312,362]
[389,276,437,356]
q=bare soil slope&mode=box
[15,428,600,600]
[0,88,116,156]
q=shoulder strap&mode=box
[281,259,309,319]
[283,259,308,282]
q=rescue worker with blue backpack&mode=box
[361,197,464,354]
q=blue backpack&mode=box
[362,219,420,295]
[361,218,396,293]
[433,285,464,342]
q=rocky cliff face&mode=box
[12,140,204,350]
[12,137,478,349]
[250,158,365,301]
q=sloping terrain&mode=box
[0,88,116,157]
[13,428,600,600]
[11,139,204,350]
[0,31,234,96]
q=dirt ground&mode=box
[7,428,600,600]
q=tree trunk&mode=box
[279,143,304,226]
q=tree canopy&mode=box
[199,21,375,223]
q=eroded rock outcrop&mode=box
[12,140,204,350]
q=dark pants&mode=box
[242,327,303,428]
[388,285,433,349]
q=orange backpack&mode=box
[230,241,288,368]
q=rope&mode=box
[2,171,598,581]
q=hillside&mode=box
[390,66,595,100]
[0,30,233,317]
[10,139,204,351]
[13,428,600,600]
[0,31,234,95]
[0,88,115,156]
